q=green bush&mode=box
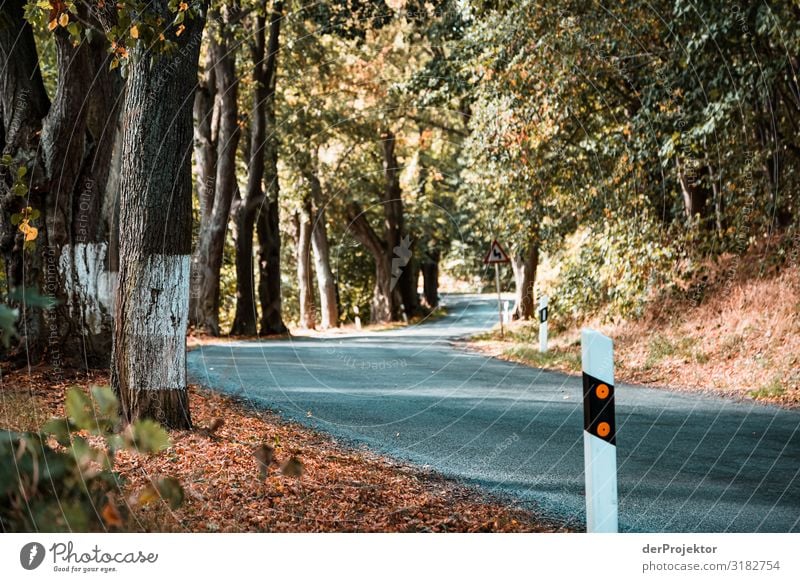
[0,386,182,532]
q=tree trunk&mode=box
[308,170,338,329]
[421,249,440,308]
[111,2,206,428]
[189,45,216,324]
[381,130,418,317]
[676,157,711,222]
[231,7,275,336]
[295,197,315,329]
[51,28,121,367]
[230,192,258,336]
[257,0,287,336]
[0,0,51,363]
[191,27,240,336]
[344,129,414,324]
[347,201,395,323]
[257,197,287,334]
[1,1,119,366]
[512,243,539,320]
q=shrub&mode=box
[0,386,182,532]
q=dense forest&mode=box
[2,0,800,427]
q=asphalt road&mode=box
[188,294,800,532]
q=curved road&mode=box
[188,294,800,532]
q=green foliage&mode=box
[644,335,708,369]
[503,345,582,374]
[0,386,182,532]
[749,377,787,400]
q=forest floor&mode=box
[465,255,800,408]
[0,366,560,532]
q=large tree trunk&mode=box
[308,168,338,328]
[257,196,287,334]
[1,1,119,366]
[191,24,240,336]
[344,130,414,324]
[0,0,51,363]
[189,45,216,324]
[111,2,206,428]
[295,197,315,329]
[347,201,395,323]
[51,27,121,367]
[421,249,440,308]
[257,0,287,336]
[230,192,258,336]
[512,242,539,320]
[231,7,274,336]
[381,130,418,317]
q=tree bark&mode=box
[190,24,240,336]
[512,242,539,320]
[347,201,395,323]
[111,2,206,428]
[257,0,287,336]
[230,192,258,335]
[231,7,273,336]
[295,197,315,329]
[421,249,440,308]
[1,1,120,366]
[676,157,711,222]
[0,0,51,363]
[308,167,338,328]
[344,130,415,324]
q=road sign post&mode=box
[494,263,504,337]
[484,240,511,338]
[538,295,548,352]
[581,329,618,533]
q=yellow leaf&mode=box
[130,25,139,39]
[59,13,69,27]
[48,19,58,31]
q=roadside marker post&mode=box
[538,295,548,352]
[483,239,511,338]
[581,329,618,533]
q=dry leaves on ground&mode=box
[1,367,562,533]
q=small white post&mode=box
[581,329,618,533]
[538,295,548,352]
[503,300,510,324]
[494,263,504,338]
[353,305,362,331]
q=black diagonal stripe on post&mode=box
[582,371,616,445]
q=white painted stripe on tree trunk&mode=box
[583,431,619,533]
[125,254,190,390]
[581,328,614,385]
[58,242,115,334]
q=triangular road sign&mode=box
[484,239,510,264]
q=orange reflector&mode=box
[597,422,611,437]
[595,384,609,399]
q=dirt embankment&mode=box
[467,258,800,408]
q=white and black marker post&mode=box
[538,295,548,352]
[581,329,618,533]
